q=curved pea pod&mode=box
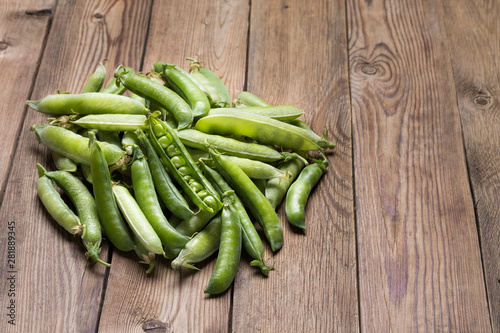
[195,110,335,151]
[188,58,231,108]
[31,124,126,166]
[208,147,284,252]
[171,216,222,270]
[41,164,109,266]
[26,93,147,116]
[50,149,77,172]
[81,62,106,93]
[285,119,334,150]
[202,163,273,275]
[176,128,287,163]
[70,114,148,132]
[148,116,222,214]
[90,134,135,252]
[213,105,303,121]
[114,65,193,129]
[131,145,190,249]
[136,130,194,220]
[204,192,242,295]
[100,78,127,95]
[112,185,165,256]
[236,91,270,107]
[36,165,81,235]
[285,154,329,230]
[156,62,211,118]
[265,154,307,209]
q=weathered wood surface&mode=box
[0,0,496,332]
[442,0,500,331]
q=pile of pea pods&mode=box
[28,59,334,295]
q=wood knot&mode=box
[25,7,52,16]
[473,95,490,106]
[142,320,168,332]
[361,65,377,75]
[94,12,104,19]
[0,41,9,51]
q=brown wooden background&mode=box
[0,0,498,332]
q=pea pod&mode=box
[41,165,109,266]
[236,91,270,107]
[195,110,335,151]
[148,116,222,214]
[131,145,190,249]
[171,216,222,270]
[112,185,165,256]
[136,129,194,220]
[70,114,148,132]
[90,133,135,252]
[212,106,303,121]
[50,150,77,172]
[114,66,193,129]
[285,154,329,230]
[202,163,273,275]
[100,78,127,95]
[36,164,81,235]
[81,63,106,93]
[134,236,157,274]
[26,93,147,116]
[204,192,242,295]
[156,62,210,118]
[31,124,125,166]
[208,146,284,252]
[188,58,231,108]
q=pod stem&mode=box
[250,258,274,276]
[84,242,111,267]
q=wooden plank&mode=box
[442,0,499,330]
[231,0,358,332]
[0,1,151,331]
[0,0,54,196]
[348,0,491,331]
[98,1,249,332]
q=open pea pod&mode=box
[148,115,222,214]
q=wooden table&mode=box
[0,0,498,332]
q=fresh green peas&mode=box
[131,145,190,250]
[89,133,135,252]
[26,93,147,116]
[236,91,270,107]
[36,164,81,235]
[50,150,77,172]
[70,114,148,132]
[134,236,157,274]
[208,146,284,252]
[171,216,222,270]
[31,124,125,166]
[41,165,110,266]
[148,116,222,214]
[285,155,329,230]
[213,106,303,121]
[265,155,307,209]
[99,78,127,95]
[188,58,231,108]
[136,130,194,220]
[204,192,242,295]
[81,63,106,93]
[114,65,193,129]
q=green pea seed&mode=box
[153,123,167,137]
[190,181,203,192]
[197,190,208,199]
[203,196,217,209]
[158,135,172,148]
[166,144,180,157]
[178,166,192,176]
[171,155,185,168]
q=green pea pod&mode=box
[175,210,217,238]
[188,58,231,108]
[41,165,109,266]
[205,192,242,295]
[176,128,287,163]
[265,154,307,209]
[214,106,303,121]
[90,133,135,252]
[134,236,157,274]
[81,63,106,93]
[285,119,334,150]
[131,145,190,249]
[70,114,148,132]
[285,154,329,230]
[202,163,273,275]
[112,185,165,256]
[100,78,127,95]
[96,130,122,151]
[27,93,147,116]
[195,110,335,151]
[136,129,194,220]
[208,146,284,252]
[171,216,222,270]
[31,124,125,166]
[148,116,222,214]
[236,91,270,107]
[36,165,81,235]
[50,149,77,172]
[114,66,193,129]
[157,62,211,118]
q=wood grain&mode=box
[442,0,500,330]
[0,1,151,331]
[348,0,491,331]
[0,0,54,196]
[98,1,249,332]
[231,0,358,332]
